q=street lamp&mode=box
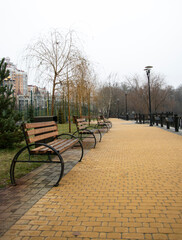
[125,92,128,120]
[117,98,119,118]
[144,66,153,126]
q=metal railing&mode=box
[134,113,182,132]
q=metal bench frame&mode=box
[73,118,102,148]
[97,117,112,132]
[10,121,83,187]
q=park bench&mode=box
[97,116,112,132]
[103,117,112,128]
[10,121,84,187]
[73,117,102,148]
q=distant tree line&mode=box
[97,73,182,117]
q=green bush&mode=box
[0,58,23,148]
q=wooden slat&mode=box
[79,130,93,134]
[76,119,89,131]
[55,139,78,152]
[25,121,56,129]
[31,138,78,154]
[78,126,87,130]
[27,126,57,137]
[29,131,58,143]
[30,139,67,152]
[78,122,88,126]
[77,118,86,123]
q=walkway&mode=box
[0,119,182,240]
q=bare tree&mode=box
[26,29,79,115]
[57,52,96,131]
[125,75,146,113]
[174,85,182,114]
[72,56,93,117]
[150,74,173,112]
[126,73,174,114]
[97,73,120,117]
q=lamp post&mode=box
[144,66,153,126]
[125,92,128,120]
[117,98,119,118]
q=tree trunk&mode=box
[51,74,57,115]
[67,73,71,133]
[88,90,91,124]
[78,86,82,117]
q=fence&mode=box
[17,100,99,124]
[134,113,182,132]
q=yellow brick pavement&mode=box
[1,119,182,240]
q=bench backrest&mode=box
[75,118,88,130]
[97,117,104,123]
[23,121,58,144]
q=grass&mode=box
[0,123,77,188]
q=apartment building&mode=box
[5,57,28,96]
[28,85,48,108]
[2,57,49,112]
[3,76,15,92]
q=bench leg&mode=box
[73,130,96,148]
[97,129,102,142]
[98,124,109,133]
[57,133,84,163]
[10,143,64,187]
[78,140,84,162]
[53,152,64,187]
[106,124,109,132]
[10,155,17,186]
[86,131,97,148]
[88,128,102,142]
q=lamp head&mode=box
[144,66,153,74]
[145,66,153,69]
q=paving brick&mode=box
[168,234,182,240]
[40,230,55,237]
[107,232,121,238]
[115,227,128,232]
[173,228,182,233]
[37,225,52,231]
[93,226,114,232]
[10,225,32,230]
[19,231,41,237]
[137,227,158,233]
[158,228,173,233]
[122,232,145,239]
[52,225,72,231]
[122,222,142,228]
[152,234,168,240]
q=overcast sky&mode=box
[1,0,182,88]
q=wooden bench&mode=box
[73,118,102,148]
[10,121,84,187]
[97,117,112,132]
[101,116,112,128]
